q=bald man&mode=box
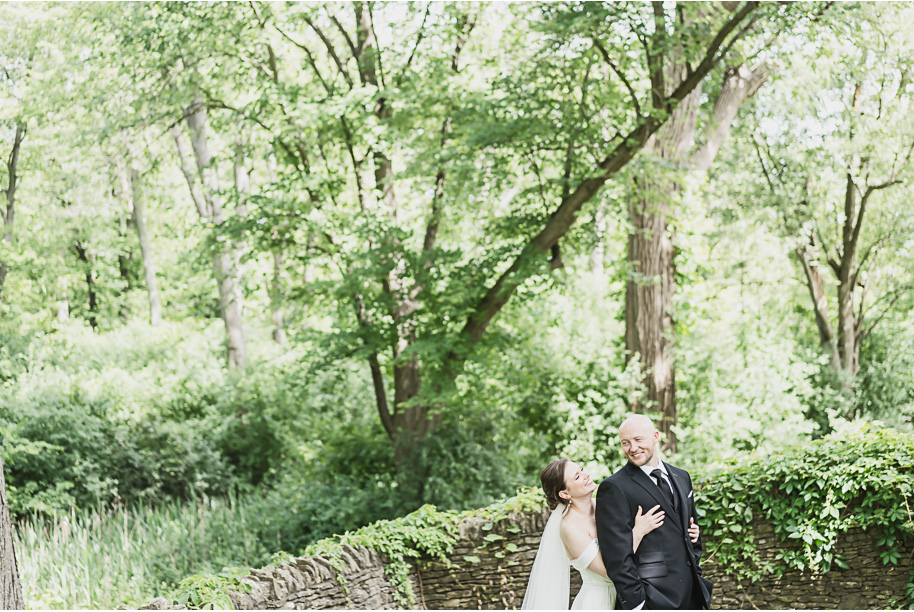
[595,415,712,610]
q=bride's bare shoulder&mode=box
[560,510,588,534]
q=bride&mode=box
[521,458,699,610]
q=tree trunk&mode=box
[271,250,287,344]
[795,243,840,369]
[112,162,134,321]
[626,168,681,450]
[836,278,858,386]
[337,2,762,481]
[0,453,24,609]
[0,123,26,298]
[183,97,247,369]
[127,159,163,327]
[590,203,607,280]
[354,1,435,487]
[264,152,287,344]
[73,239,99,330]
[625,55,702,451]
[625,57,768,452]
[836,173,859,387]
[114,195,133,322]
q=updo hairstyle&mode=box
[540,458,570,510]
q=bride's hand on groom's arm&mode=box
[633,504,664,537]
[631,505,664,553]
[688,517,700,543]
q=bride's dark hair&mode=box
[540,459,570,510]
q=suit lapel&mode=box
[625,463,682,532]
[666,466,690,529]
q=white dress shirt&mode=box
[640,460,673,490]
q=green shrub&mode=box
[696,425,914,587]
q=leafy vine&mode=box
[695,425,914,606]
[303,486,546,607]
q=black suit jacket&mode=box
[595,461,712,610]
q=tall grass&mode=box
[16,494,273,610]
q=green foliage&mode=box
[3,2,914,609]
[170,567,251,611]
[855,330,914,425]
[306,504,461,608]
[303,486,545,608]
[696,426,914,597]
[0,321,234,513]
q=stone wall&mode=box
[229,545,398,610]
[138,545,399,611]
[705,522,912,610]
[137,509,912,610]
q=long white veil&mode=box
[521,505,570,610]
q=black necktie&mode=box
[652,468,676,510]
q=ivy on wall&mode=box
[695,426,914,607]
[303,487,546,607]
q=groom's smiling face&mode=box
[619,419,660,467]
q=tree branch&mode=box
[4,122,26,228]
[171,125,210,218]
[367,3,387,89]
[714,12,763,65]
[330,14,358,59]
[303,15,355,89]
[668,2,760,107]
[273,22,335,93]
[796,242,840,366]
[396,3,432,87]
[692,61,770,172]
[351,293,395,437]
[859,284,912,342]
[852,231,896,288]
[593,38,642,121]
[647,1,667,109]
[422,12,476,256]
[752,137,776,192]
[455,0,763,351]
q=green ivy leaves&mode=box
[170,567,251,610]
[696,425,914,605]
[302,486,545,607]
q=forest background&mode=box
[1,1,913,609]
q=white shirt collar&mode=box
[639,459,668,479]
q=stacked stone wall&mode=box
[137,509,912,610]
[705,522,912,610]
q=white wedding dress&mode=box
[521,508,617,610]
[569,539,616,610]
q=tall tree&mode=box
[71,229,100,330]
[622,2,773,451]
[125,154,163,327]
[750,4,914,412]
[0,453,23,610]
[0,122,24,298]
[258,2,775,485]
[172,101,248,369]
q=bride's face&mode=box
[562,462,597,500]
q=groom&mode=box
[595,415,712,610]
